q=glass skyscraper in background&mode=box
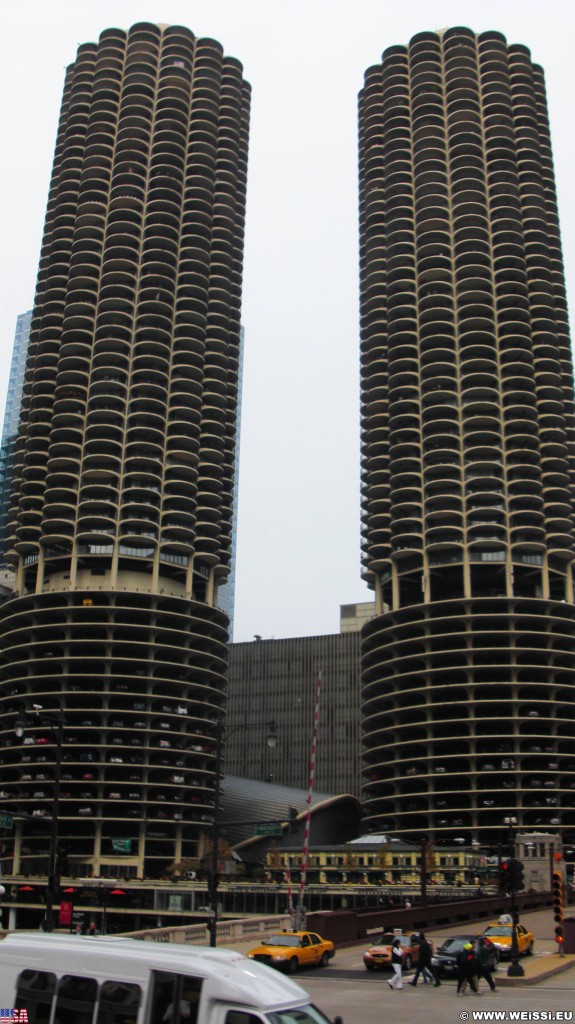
[0,310,32,572]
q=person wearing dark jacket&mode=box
[409,932,440,987]
[476,936,497,991]
[456,943,479,995]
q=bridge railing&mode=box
[121,914,292,945]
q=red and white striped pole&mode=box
[296,670,322,928]
[286,857,294,922]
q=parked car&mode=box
[248,931,335,973]
[363,932,420,971]
[482,922,534,958]
[432,935,499,978]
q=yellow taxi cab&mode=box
[247,930,335,973]
[482,917,534,958]
[363,932,421,971]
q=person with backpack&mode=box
[456,942,479,995]
[409,931,441,987]
[387,937,405,990]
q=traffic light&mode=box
[509,859,525,892]
[288,807,298,834]
[500,859,511,890]
[552,871,564,923]
[555,924,564,945]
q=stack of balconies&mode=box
[0,22,250,876]
[359,28,575,844]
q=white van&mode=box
[0,933,344,1024]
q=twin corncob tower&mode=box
[0,22,573,879]
[360,28,575,845]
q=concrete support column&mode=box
[374,577,384,615]
[12,821,22,874]
[93,822,102,876]
[185,556,195,600]
[205,568,215,607]
[137,826,146,877]
[35,548,46,593]
[391,565,399,610]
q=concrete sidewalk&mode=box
[494,951,575,986]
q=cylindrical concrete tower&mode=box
[0,22,250,878]
[359,27,575,845]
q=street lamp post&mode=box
[420,837,428,904]
[15,707,64,932]
[504,816,525,978]
[207,717,278,947]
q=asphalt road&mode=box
[241,908,575,1024]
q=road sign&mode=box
[111,838,132,853]
[0,812,13,829]
[256,822,282,836]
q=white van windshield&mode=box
[266,1006,335,1023]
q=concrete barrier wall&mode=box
[306,891,554,945]
[121,914,292,945]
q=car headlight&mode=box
[431,958,438,965]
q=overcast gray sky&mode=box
[1,0,575,643]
